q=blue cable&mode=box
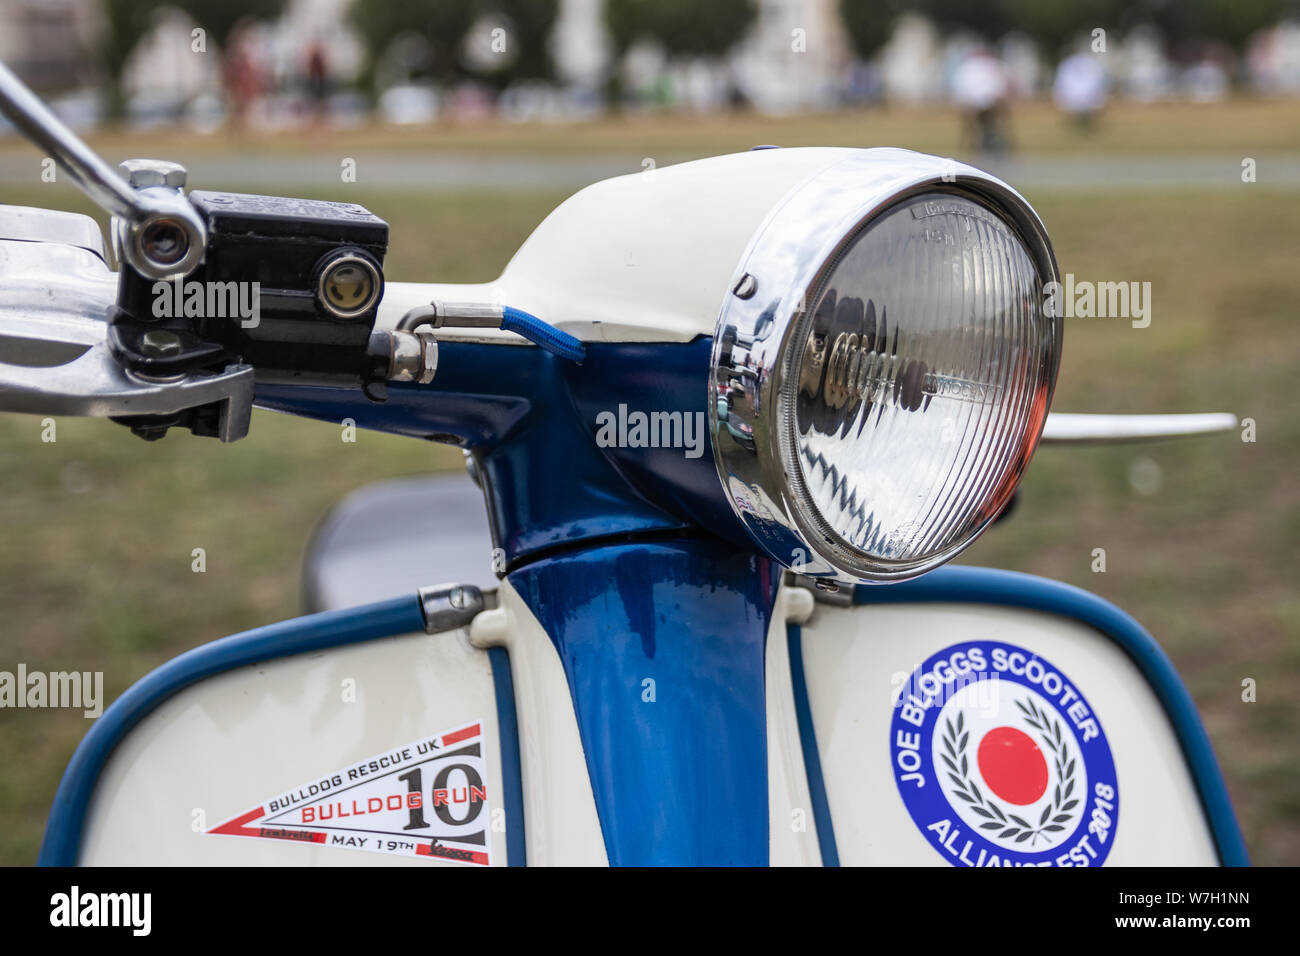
[501,306,586,362]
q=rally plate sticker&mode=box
[209,720,492,866]
[890,641,1119,867]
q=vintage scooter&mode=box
[0,62,1247,866]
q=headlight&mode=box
[710,150,1060,582]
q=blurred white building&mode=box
[1114,25,1176,100]
[272,0,365,84]
[878,13,943,103]
[1000,32,1042,97]
[731,0,853,113]
[0,0,98,90]
[549,0,613,90]
[120,8,218,110]
[1247,20,1300,95]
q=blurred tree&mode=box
[350,0,557,90]
[351,0,476,84]
[913,0,1015,41]
[167,0,287,46]
[851,0,1288,62]
[605,0,757,56]
[487,0,560,84]
[998,0,1125,57]
[839,0,904,58]
[1142,0,1288,56]
[99,0,159,118]
[841,0,1096,56]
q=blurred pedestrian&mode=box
[305,39,330,128]
[1053,52,1108,133]
[952,48,1010,155]
[222,26,263,135]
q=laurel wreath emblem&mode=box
[939,698,1080,847]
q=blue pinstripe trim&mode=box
[786,624,840,866]
[487,646,526,866]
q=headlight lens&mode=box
[709,150,1060,583]
[786,191,1050,573]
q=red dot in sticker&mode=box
[977,726,1048,805]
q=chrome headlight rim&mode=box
[708,148,1062,584]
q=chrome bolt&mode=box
[119,158,188,191]
[387,330,438,385]
[419,333,438,384]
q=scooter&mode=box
[0,61,1247,867]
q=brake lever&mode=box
[0,58,206,279]
[0,345,254,442]
[0,211,252,441]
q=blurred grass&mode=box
[3,97,1298,158]
[961,187,1300,865]
[1,128,1298,864]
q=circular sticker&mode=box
[889,641,1119,867]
